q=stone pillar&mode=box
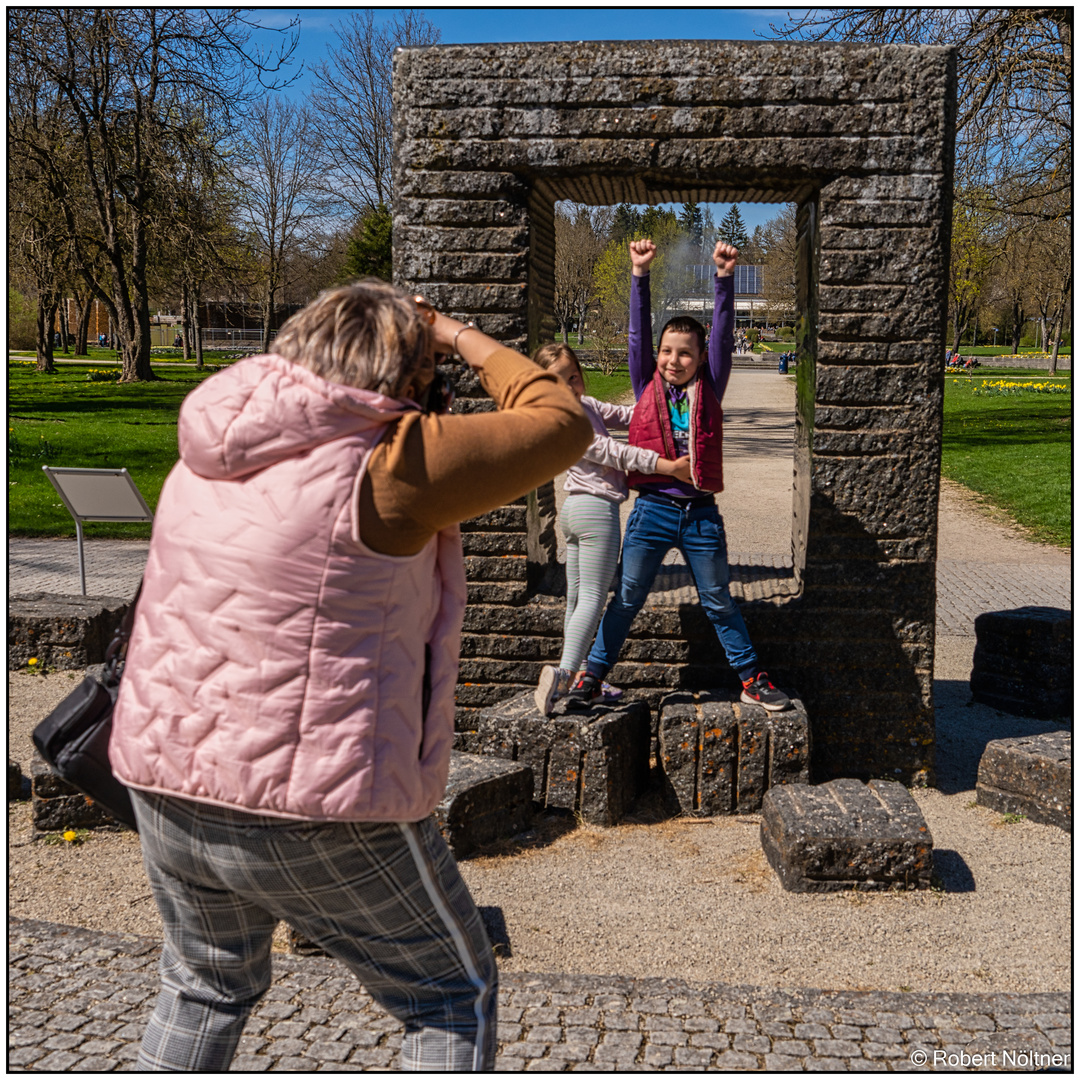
[799,169,952,783]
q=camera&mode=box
[420,367,456,415]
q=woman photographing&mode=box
[109,279,591,1071]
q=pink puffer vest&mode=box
[109,354,466,822]
[626,370,725,492]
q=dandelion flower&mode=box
[63,830,77,842]
[28,658,38,666]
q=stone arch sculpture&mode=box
[393,40,956,784]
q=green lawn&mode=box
[947,367,1070,380]
[8,362,218,537]
[8,361,1072,547]
[583,369,633,403]
[942,375,1071,547]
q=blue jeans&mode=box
[586,494,758,678]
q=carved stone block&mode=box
[761,778,933,892]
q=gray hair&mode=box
[273,279,432,397]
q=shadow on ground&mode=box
[931,849,976,893]
[932,678,1071,796]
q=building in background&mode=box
[675,262,777,327]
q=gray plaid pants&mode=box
[131,791,497,1071]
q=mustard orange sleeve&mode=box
[359,349,592,555]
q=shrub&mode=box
[777,325,794,339]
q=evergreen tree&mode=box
[742,224,768,265]
[639,205,678,237]
[340,204,393,282]
[679,201,704,246]
[701,206,717,253]
[718,204,750,250]
[610,203,642,244]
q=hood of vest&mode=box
[179,353,416,481]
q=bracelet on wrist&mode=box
[452,322,477,356]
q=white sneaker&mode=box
[535,666,573,716]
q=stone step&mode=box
[9,593,132,671]
[760,778,933,892]
[461,690,650,825]
[30,750,127,835]
[9,759,29,801]
[434,751,534,859]
[658,688,810,816]
[976,730,1071,832]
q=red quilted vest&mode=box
[627,369,724,493]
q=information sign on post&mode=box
[42,467,154,595]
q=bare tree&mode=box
[237,98,322,354]
[759,204,798,326]
[8,8,298,381]
[308,10,440,216]
[554,204,608,344]
[1024,212,1072,373]
[948,192,1006,353]
[770,9,1071,217]
[589,301,629,377]
[9,214,64,372]
[987,225,1036,355]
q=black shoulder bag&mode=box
[31,586,142,831]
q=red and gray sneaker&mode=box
[564,672,603,711]
[740,672,791,712]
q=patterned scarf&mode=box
[666,383,690,457]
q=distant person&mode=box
[531,342,690,715]
[109,279,592,1071]
[566,238,790,713]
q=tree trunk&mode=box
[192,285,204,370]
[1048,276,1071,376]
[74,294,91,356]
[1048,304,1066,375]
[261,288,275,355]
[35,295,57,373]
[58,300,70,354]
[181,282,192,361]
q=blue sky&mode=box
[252,7,805,230]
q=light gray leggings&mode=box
[559,493,622,673]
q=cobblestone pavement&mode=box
[935,560,1070,636]
[9,918,1071,1073]
[10,538,147,602]
[9,539,1070,636]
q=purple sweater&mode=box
[629,271,734,499]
